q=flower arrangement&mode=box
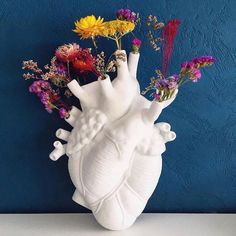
[22,9,215,117]
[142,56,215,101]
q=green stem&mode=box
[66,61,71,80]
[118,38,122,50]
[115,38,120,50]
[178,77,190,87]
[104,52,115,72]
[92,37,97,49]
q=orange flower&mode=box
[72,59,93,72]
[72,49,96,73]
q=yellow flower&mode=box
[73,15,105,39]
[101,20,135,37]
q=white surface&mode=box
[0,213,235,236]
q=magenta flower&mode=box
[181,61,195,72]
[132,38,142,54]
[59,107,69,119]
[181,56,215,72]
[29,80,51,94]
[180,56,215,83]
[154,93,161,101]
[132,38,142,47]
[190,68,202,82]
[39,91,53,113]
[116,9,136,22]
[29,79,70,116]
[192,56,215,68]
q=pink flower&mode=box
[192,56,215,68]
[132,38,142,47]
[59,107,69,119]
[154,93,161,102]
[55,43,80,62]
[190,68,201,82]
[29,80,51,94]
[132,38,142,54]
[181,61,195,71]
[39,91,53,113]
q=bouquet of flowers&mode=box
[22,9,215,118]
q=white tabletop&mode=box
[0,213,235,236]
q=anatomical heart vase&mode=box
[50,51,177,230]
[22,10,215,231]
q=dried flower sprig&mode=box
[147,15,164,51]
[141,74,159,97]
[23,57,70,87]
[43,57,70,87]
[22,60,43,74]
[23,72,36,80]
[95,51,117,77]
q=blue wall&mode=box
[0,0,236,213]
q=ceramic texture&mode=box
[50,51,176,230]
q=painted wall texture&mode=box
[0,0,236,213]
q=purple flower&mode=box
[29,80,51,95]
[28,77,70,117]
[156,79,169,88]
[39,91,53,113]
[169,74,181,83]
[116,8,136,22]
[59,107,69,119]
[168,81,178,89]
[55,61,67,75]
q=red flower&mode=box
[162,19,181,77]
[72,49,96,73]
